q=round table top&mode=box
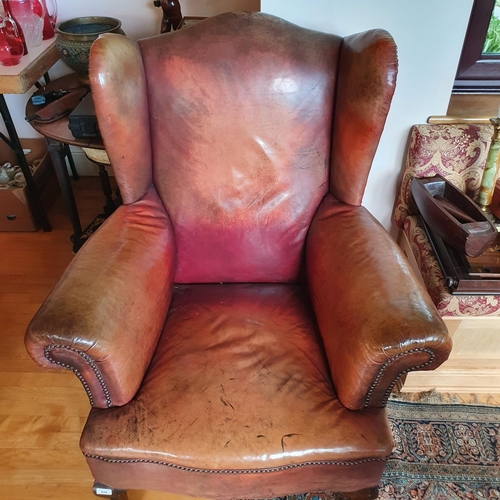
[26,73,104,150]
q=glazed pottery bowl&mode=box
[56,17,124,83]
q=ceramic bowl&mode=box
[56,17,124,83]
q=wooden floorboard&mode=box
[0,177,201,499]
[1,177,498,500]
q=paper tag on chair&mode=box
[95,487,113,496]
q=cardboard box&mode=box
[0,139,59,231]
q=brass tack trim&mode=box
[83,453,386,473]
[364,348,435,408]
[44,344,112,408]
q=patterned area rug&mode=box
[271,400,500,500]
[72,213,106,253]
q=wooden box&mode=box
[0,139,59,231]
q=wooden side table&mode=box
[0,39,59,231]
[26,73,116,246]
[81,147,118,217]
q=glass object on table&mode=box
[7,0,42,48]
[38,0,55,39]
[1,0,27,54]
[0,15,24,65]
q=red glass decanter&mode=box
[29,0,55,39]
[0,14,24,65]
[2,0,28,54]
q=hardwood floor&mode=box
[1,177,498,500]
[0,178,193,500]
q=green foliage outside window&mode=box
[483,1,500,53]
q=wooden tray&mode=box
[422,219,500,294]
[411,175,497,258]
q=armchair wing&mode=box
[307,194,452,410]
[25,188,176,408]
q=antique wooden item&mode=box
[153,0,182,33]
[411,175,497,257]
[422,220,500,293]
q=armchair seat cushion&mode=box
[81,284,393,499]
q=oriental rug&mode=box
[72,212,106,253]
[271,399,500,500]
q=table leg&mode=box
[64,144,79,180]
[46,138,82,241]
[98,164,116,216]
[0,94,51,231]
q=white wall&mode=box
[262,0,474,232]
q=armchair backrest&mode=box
[90,12,397,283]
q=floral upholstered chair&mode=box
[394,123,500,393]
[394,123,500,317]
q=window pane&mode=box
[483,1,500,53]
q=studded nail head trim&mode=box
[44,344,113,408]
[364,348,435,408]
[83,453,385,474]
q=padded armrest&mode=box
[25,188,176,409]
[306,194,451,410]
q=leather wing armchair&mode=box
[25,12,452,500]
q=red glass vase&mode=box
[39,0,56,39]
[2,0,27,54]
[0,15,24,65]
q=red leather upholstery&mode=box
[139,14,340,283]
[307,194,451,410]
[89,36,153,205]
[82,284,392,498]
[25,188,176,407]
[330,30,397,206]
[25,12,451,499]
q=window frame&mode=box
[454,0,500,93]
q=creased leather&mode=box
[306,194,452,410]
[330,30,398,206]
[81,284,392,497]
[139,12,341,283]
[86,456,386,500]
[25,188,176,408]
